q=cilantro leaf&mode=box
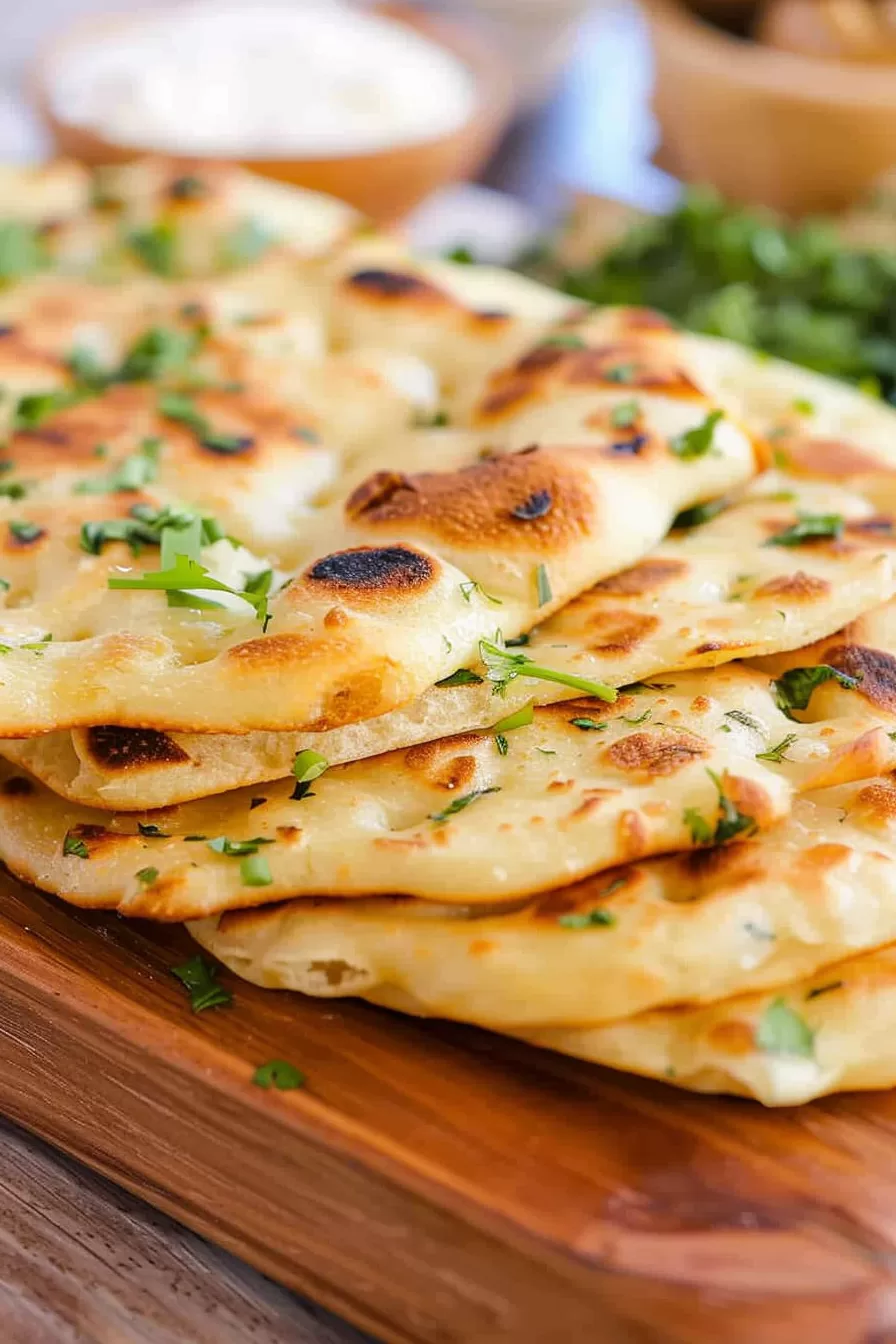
[772,664,860,719]
[683,806,713,845]
[755,997,815,1058]
[435,668,483,688]
[207,835,274,857]
[430,787,501,823]
[240,853,272,886]
[534,563,552,607]
[129,222,178,276]
[765,512,843,547]
[292,749,328,801]
[755,733,798,763]
[62,831,90,859]
[253,1059,305,1090]
[479,638,617,702]
[672,498,727,530]
[171,954,232,1013]
[136,866,159,886]
[670,409,724,460]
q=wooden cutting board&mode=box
[2,871,896,1344]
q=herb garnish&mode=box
[669,409,724,460]
[772,664,860,719]
[430,787,501,823]
[755,733,798,763]
[108,550,271,625]
[610,399,640,429]
[138,822,169,837]
[479,637,616,702]
[459,580,502,606]
[240,853,272,886]
[765,512,843,547]
[684,769,757,847]
[171,954,232,1013]
[75,437,162,494]
[558,908,616,930]
[253,1059,305,1090]
[534,564,552,607]
[435,668,483,688]
[0,221,46,282]
[158,391,253,455]
[755,997,815,1058]
[128,222,178,276]
[492,701,534,754]
[672,498,727,530]
[542,333,586,350]
[292,749,328,801]
[13,390,80,429]
[136,867,159,886]
[207,836,274,857]
[570,716,605,731]
[8,520,43,545]
[724,709,764,733]
[62,831,90,859]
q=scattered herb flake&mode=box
[435,668,483,688]
[755,733,798,763]
[207,835,274,857]
[772,664,860,719]
[670,409,724,460]
[755,997,815,1058]
[430,786,501,824]
[684,807,713,845]
[136,866,159,886]
[292,749,328,802]
[610,399,640,429]
[534,564,552,607]
[62,831,89,859]
[570,716,606,731]
[459,580,503,606]
[672,498,727,530]
[479,637,616,702]
[171,954,232,1013]
[253,1059,305,1090]
[766,512,843,547]
[240,853,273,886]
[725,709,764,734]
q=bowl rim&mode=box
[30,0,514,166]
[645,0,896,106]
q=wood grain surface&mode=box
[4,871,896,1343]
[0,1117,371,1344]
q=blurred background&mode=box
[8,0,896,396]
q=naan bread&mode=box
[751,596,896,726]
[688,333,896,504]
[0,314,763,735]
[189,774,896,1030]
[5,664,896,920]
[516,942,896,1107]
[4,477,893,809]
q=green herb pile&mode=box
[548,187,896,400]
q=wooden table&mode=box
[0,7,661,1342]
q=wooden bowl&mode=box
[30,3,514,224]
[644,0,896,215]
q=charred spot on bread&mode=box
[83,726,191,772]
[306,545,437,594]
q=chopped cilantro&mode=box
[766,512,843,547]
[755,733,798,763]
[605,362,635,382]
[0,221,46,282]
[0,480,28,500]
[62,831,89,858]
[772,664,860,719]
[171,954,232,1013]
[685,769,757,847]
[158,391,252,455]
[755,997,815,1058]
[253,1059,305,1090]
[792,398,815,415]
[684,806,713,845]
[240,853,272,886]
[435,668,483,688]
[13,389,79,429]
[542,333,586,350]
[430,787,501,823]
[8,521,43,545]
[570,716,605,731]
[534,563,552,607]
[610,399,640,429]
[75,438,162,494]
[479,637,616,702]
[136,867,159,886]
[459,579,502,606]
[207,836,274,857]
[292,749,328,801]
[672,498,727,530]
[725,709,764,733]
[621,708,651,726]
[108,551,271,625]
[670,409,724,460]
[128,222,178,276]
[558,908,616,929]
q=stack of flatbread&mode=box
[7,158,896,1106]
